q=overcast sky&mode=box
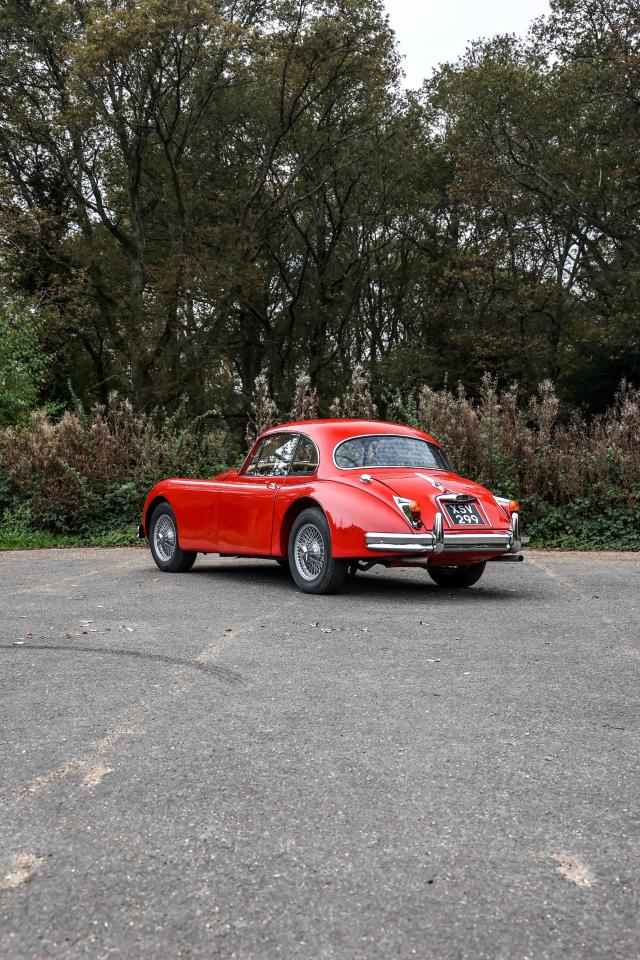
[383,0,551,88]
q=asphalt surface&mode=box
[1,547,638,959]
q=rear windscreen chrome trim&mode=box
[332,434,447,471]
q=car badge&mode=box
[417,473,447,492]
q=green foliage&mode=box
[408,377,640,549]
[0,307,51,426]
[0,1,638,551]
[525,496,640,551]
[0,0,637,424]
[0,501,137,549]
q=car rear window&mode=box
[334,435,450,470]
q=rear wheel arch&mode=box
[278,496,327,557]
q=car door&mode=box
[215,433,298,555]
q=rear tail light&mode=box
[394,496,423,529]
[495,495,520,516]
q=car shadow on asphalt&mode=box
[190,561,530,602]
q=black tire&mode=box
[288,508,348,595]
[428,562,486,589]
[148,502,196,573]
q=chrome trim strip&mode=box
[365,532,436,552]
[433,511,444,553]
[442,533,511,550]
[510,512,521,553]
[365,528,513,553]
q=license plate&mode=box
[443,501,485,526]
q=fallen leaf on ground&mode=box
[1,853,42,889]
[551,853,594,887]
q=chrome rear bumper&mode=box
[366,512,521,555]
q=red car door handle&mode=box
[267,482,280,490]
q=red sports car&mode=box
[139,419,522,593]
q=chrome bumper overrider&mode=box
[366,512,522,555]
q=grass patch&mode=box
[0,529,140,550]
[0,506,139,550]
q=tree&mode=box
[0,0,638,426]
[0,304,50,425]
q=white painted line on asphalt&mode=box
[6,708,144,801]
[81,765,113,788]
[1,561,141,598]
[4,604,296,801]
[528,554,631,646]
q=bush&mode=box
[1,379,639,549]
[411,377,640,547]
[0,394,236,540]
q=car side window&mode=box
[290,434,319,476]
[244,434,298,477]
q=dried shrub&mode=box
[245,374,278,445]
[0,393,234,536]
[1,378,638,548]
[289,371,318,421]
[415,377,640,540]
[330,364,377,419]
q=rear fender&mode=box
[273,479,409,559]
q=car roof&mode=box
[262,418,439,446]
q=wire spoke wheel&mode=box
[154,514,177,562]
[294,522,326,582]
